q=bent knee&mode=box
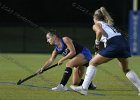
[66,61,75,68]
[89,60,99,66]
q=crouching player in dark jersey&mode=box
[37,30,96,91]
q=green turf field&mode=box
[0,53,140,100]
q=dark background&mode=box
[0,0,139,53]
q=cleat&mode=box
[70,85,87,95]
[88,83,96,90]
[52,84,68,91]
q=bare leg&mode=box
[72,66,85,85]
[89,54,113,66]
[52,54,88,91]
[118,58,140,95]
[117,58,129,73]
[60,53,88,86]
[81,54,113,90]
[70,54,113,95]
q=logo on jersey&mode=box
[62,48,70,56]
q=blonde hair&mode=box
[94,7,114,26]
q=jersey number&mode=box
[62,48,70,56]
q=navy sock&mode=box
[60,67,72,86]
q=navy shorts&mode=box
[81,48,92,61]
[99,36,131,58]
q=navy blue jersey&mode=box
[55,38,83,57]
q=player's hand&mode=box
[94,40,100,53]
[36,68,44,74]
[57,59,64,65]
[94,44,100,53]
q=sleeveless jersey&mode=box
[97,21,121,41]
[55,38,83,57]
[97,21,131,58]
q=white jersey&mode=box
[97,21,121,40]
[97,21,121,47]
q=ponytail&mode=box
[100,7,114,26]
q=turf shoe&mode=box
[88,83,96,90]
[70,85,87,95]
[52,84,68,91]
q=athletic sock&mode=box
[126,70,140,91]
[82,65,96,90]
[60,67,72,86]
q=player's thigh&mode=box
[66,54,88,67]
[90,54,113,66]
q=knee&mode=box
[66,61,75,68]
[89,60,98,66]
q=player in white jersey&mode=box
[70,7,140,96]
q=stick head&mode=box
[17,79,22,85]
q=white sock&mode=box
[82,65,96,90]
[126,70,140,92]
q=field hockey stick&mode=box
[17,63,58,85]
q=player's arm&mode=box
[37,50,57,74]
[58,37,76,65]
[42,50,57,69]
[92,23,102,53]
[92,23,102,41]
